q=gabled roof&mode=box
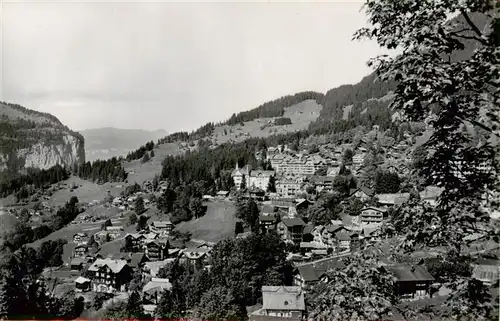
[303,224,314,235]
[152,220,172,228]
[143,278,172,294]
[361,206,387,213]
[295,265,327,283]
[88,259,128,274]
[130,253,147,268]
[386,264,435,282]
[281,218,306,227]
[75,276,91,284]
[262,286,305,311]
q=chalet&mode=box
[70,258,85,271]
[259,286,306,319]
[105,226,124,240]
[305,176,334,193]
[88,259,133,293]
[295,199,313,211]
[293,265,327,290]
[75,276,91,292]
[262,204,277,215]
[277,217,306,245]
[143,278,172,304]
[151,221,174,236]
[73,232,89,246]
[299,242,328,255]
[354,186,375,202]
[472,256,500,286]
[73,245,89,258]
[143,259,175,279]
[181,248,211,267]
[335,231,360,252]
[386,264,435,300]
[143,240,169,261]
[360,207,387,225]
[124,233,147,251]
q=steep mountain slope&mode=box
[80,128,167,162]
[0,102,85,174]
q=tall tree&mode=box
[267,175,277,193]
[353,1,500,319]
[134,196,145,215]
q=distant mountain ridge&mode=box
[80,127,167,162]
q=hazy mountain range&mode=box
[79,127,167,162]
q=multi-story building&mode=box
[277,216,306,245]
[231,164,275,191]
[143,240,169,261]
[276,176,305,198]
[88,259,132,293]
[360,206,387,225]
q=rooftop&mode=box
[88,258,128,274]
[262,286,305,311]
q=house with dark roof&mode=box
[260,214,278,231]
[129,253,148,271]
[259,286,305,319]
[293,265,327,291]
[88,258,133,293]
[386,264,435,300]
[277,217,306,245]
[354,186,375,201]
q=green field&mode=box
[175,200,237,243]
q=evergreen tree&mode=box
[240,175,247,190]
[134,196,145,215]
[142,152,150,163]
[267,175,276,193]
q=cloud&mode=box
[1,1,383,132]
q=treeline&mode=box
[309,73,397,135]
[225,91,324,126]
[126,141,154,161]
[274,117,292,126]
[3,196,82,251]
[157,122,216,145]
[0,164,70,198]
[161,132,312,191]
[77,157,127,183]
[0,240,85,319]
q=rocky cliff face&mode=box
[0,102,85,173]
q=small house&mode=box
[293,265,327,291]
[472,256,500,286]
[75,276,91,293]
[143,278,172,304]
[73,245,89,258]
[259,286,305,319]
[277,217,306,245]
[70,258,85,271]
[386,264,435,300]
[151,221,174,235]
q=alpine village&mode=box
[0,2,499,321]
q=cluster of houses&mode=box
[70,219,214,301]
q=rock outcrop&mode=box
[0,101,85,173]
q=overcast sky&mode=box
[1,0,383,133]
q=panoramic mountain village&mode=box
[5,121,497,320]
[1,3,499,320]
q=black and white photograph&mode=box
[0,0,499,320]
